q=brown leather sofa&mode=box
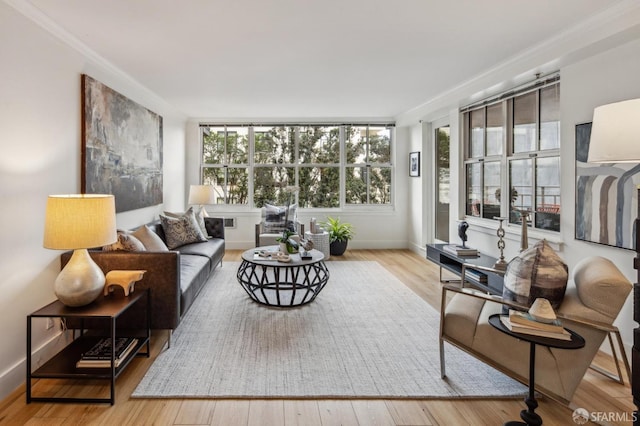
[61,217,225,333]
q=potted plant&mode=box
[320,216,355,256]
[276,229,299,254]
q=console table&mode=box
[426,243,504,295]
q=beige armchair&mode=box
[255,202,304,247]
[439,256,632,405]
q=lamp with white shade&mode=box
[587,98,640,418]
[188,185,215,217]
[43,194,117,307]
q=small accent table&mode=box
[237,246,330,307]
[488,314,585,426]
[26,290,151,405]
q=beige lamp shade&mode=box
[588,98,640,163]
[44,194,117,250]
[188,185,215,205]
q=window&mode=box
[345,126,393,205]
[201,126,249,205]
[463,77,560,232]
[200,123,394,209]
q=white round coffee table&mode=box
[237,246,330,307]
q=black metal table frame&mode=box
[488,314,585,426]
[26,289,151,405]
[237,249,329,307]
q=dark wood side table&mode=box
[26,289,151,405]
[488,314,585,426]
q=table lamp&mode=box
[188,184,215,217]
[43,194,117,307]
[587,98,640,418]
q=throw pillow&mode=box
[261,203,297,233]
[159,210,208,249]
[102,231,146,252]
[164,206,208,237]
[132,224,169,251]
[502,239,568,310]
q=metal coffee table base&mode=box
[237,260,330,307]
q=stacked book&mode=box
[500,310,571,341]
[443,244,478,256]
[76,337,138,368]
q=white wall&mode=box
[0,2,187,399]
[185,121,411,250]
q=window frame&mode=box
[199,123,395,211]
[462,77,561,233]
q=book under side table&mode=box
[26,289,151,405]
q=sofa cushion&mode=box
[178,238,225,261]
[102,230,146,252]
[261,203,297,233]
[502,239,568,310]
[179,254,211,317]
[160,210,208,249]
[165,206,208,237]
[132,224,169,251]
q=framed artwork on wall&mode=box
[575,121,639,249]
[81,74,163,213]
[409,151,420,177]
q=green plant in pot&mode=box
[276,229,299,254]
[320,216,354,256]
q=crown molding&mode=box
[3,0,182,116]
[396,0,640,126]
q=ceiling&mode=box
[23,0,622,119]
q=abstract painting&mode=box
[575,122,639,250]
[81,74,163,213]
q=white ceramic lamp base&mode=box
[54,249,105,307]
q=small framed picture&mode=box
[409,151,420,177]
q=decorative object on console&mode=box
[457,220,469,248]
[188,185,216,217]
[81,74,163,213]
[443,244,478,257]
[502,239,568,310]
[43,194,117,307]
[104,270,147,296]
[587,97,640,418]
[493,217,508,270]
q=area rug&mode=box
[132,261,526,398]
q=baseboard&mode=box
[0,330,72,402]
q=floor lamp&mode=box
[587,98,640,424]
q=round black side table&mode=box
[488,313,585,426]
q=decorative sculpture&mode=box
[494,217,508,270]
[104,270,146,296]
[458,220,469,248]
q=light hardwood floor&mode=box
[0,249,633,425]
